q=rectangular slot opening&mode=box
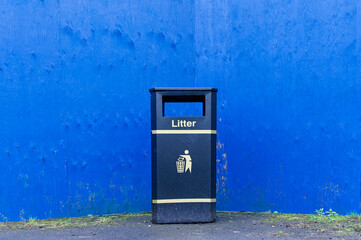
[163,95,205,117]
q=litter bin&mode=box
[149,88,217,223]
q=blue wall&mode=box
[0,0,360,221]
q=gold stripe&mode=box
[151,130,216,134]
[152,198,216,204]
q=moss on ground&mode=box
[265,212,361,236]
[271,230,290,237]
[0,212,151,231]
[266,213,306,222]
[1,211,360,238]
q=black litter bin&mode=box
[149,88,217,223]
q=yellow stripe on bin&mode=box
[151,130,216,134]
[152,198,216,204]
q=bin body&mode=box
[149,88,217,223]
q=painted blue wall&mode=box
[195,0,361,214]
[0,0,360,221]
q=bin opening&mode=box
[163,95,205,117]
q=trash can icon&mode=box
[149,88,218,223]
[176,157,185,173]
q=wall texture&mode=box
[195,0,361,214]
[0,0,360,221]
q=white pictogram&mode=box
[176,150,192,173]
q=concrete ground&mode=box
[0,212,360,240]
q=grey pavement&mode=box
[0,212,358,240]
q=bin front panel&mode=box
[153,133,216,200]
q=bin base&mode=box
[152,202,216,224]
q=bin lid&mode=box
[149,87,217,92]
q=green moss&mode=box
[264,212,361,236]
[266,213,306,223]
[0,212,151,230]
[273,230,287,235]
